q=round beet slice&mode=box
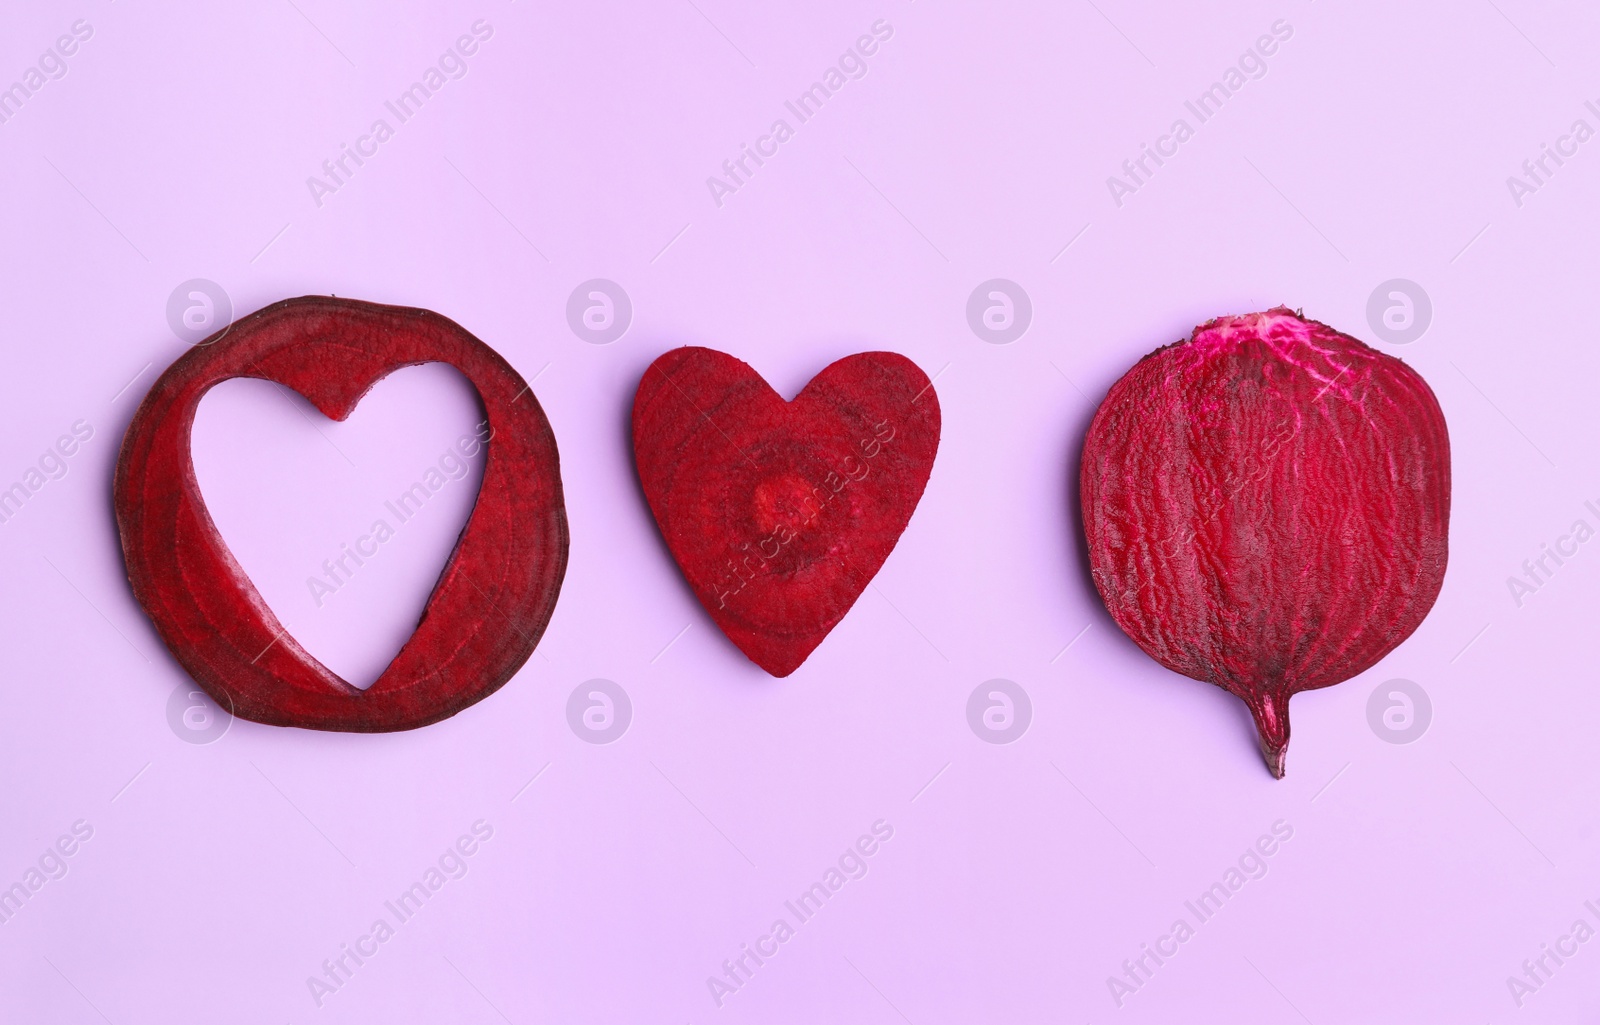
[114,296,568,732]
[1081,307,1450,778]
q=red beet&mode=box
[632,347,940,676]
[1080,308,1449,778]
[115,296,569,732]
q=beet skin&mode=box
[1080,308,1450,778]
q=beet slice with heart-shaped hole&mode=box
[114,295,568,732]
[632,347,940,676]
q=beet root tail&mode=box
[1248,690,1291,780]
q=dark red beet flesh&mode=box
[632,347,940,676]
[1080,308,1450,778]
[114,296,569,732]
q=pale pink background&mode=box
[1,1,1598,1022]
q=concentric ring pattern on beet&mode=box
[632,347,940,677]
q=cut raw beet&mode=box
[1080,308,1449,778]
[632,347,940,676]
[114,296,568,732]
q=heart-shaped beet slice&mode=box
[115,296,568,732]
[632,347,940,676]
[1081,308,1450,778]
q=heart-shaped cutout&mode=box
[192,364,487,690]
[115,296,569,732]
[631,347,940,676]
